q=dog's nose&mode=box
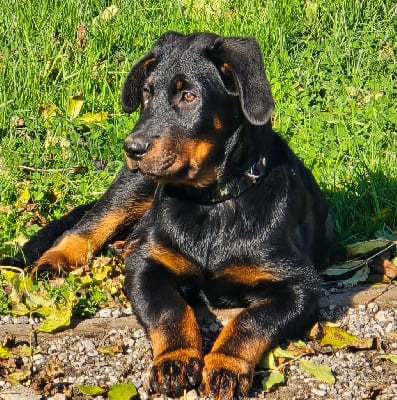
[124,137,151,159]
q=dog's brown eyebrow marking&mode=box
[220,62,230,72]
[213,115,223,130]
[175,80,183,90]
[144,56,156,67]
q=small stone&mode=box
[97,308,112,318]
[49,394,66,400]
[87,350,99,357]
[82,339,96,351]
[312,388,327,397]
[375,310,388,322]
[111,309,123,318]
[184,389,199,399]
[122,306,133,315]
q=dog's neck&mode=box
[164,123,273,204]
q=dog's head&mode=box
[122,32,274,187]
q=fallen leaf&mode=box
[375,354,397,364]
[258,350,276,370]
[319,325,361,348]
[341,264,370,287]
[262,371,285,391]
[13,344,36,358]
[322,260,365,276]
[108,382,137,400]
[0,344,10,359]
[273,346,296,359]
[38,103,62,127]
[6,370,31,385]
[77,111,108,127]
[67,93,84,119]
[37,306,72,332]
[93,5,119,24]
[346,238,392,258]
[299,360,335,385]
[285,340,313,356]
[98,345,124,355]
[76,24,87,51]
[78,384,106,396]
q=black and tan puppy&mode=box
[6,32,330,398]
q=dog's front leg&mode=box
[124,242,203,398]
[31,167,155,275]
[201,263,321,399]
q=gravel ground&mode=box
[0,285,396,400]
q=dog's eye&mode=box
[182,91,196,103]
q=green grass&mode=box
[0,0,396,258]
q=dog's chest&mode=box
[157,196,261,269]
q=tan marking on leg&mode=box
[213,264,281,286]
[36,199,152,271]
[150,305,202,357]
[211,314,271,367]
[148,244,198,276]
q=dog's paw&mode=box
[200,352,252,399]
[30,250,75,278]
[147,349,203,397]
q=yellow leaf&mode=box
[37,292,76,332]
[319,325,361,348]
[108,383,137,400]
[77,111,108,127]
[98,345,123,355]
[273,346,296,359]
[14,344,35,357]
[92,265,112,282]
[17,188,30,205]
[258,350,276,370]
[0,345,10,359]
[38,103,62,127]
[375,354,397,364]
[67,94,84,119]
[78,385,106,396]
[299,360,335,385]
[262,371,285,392]
[37,306,72,332]
[93,5,119,24]
[6,370,31,385]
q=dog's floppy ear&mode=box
[208,36,274,125]
[121,54,156,113]
[122,31,184,113]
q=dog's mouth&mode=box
[125,139,219,187]
[125,150,177,178]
